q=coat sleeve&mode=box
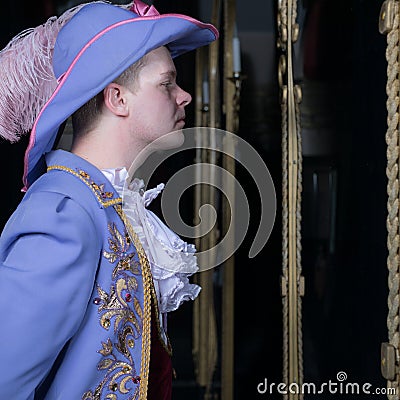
[0,190,101,400]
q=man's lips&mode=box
[176,115,186,126]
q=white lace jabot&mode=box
[102,168,201,314]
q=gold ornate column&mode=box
[193,0,240,398]
[221,0,237,398]
[277,0,304,399]
[192,1,221,398]
[379,1,400,399]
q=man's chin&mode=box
[127,129,185,178]
[152,129,185,150]
[175,119,186,129]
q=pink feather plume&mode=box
[0,1,133,142]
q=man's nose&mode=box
[177,86,192,107]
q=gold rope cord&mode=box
[291,1,304,392]
[380,1,400,399]
[278,0,303,398]
[114,205,152,400]
[280,54,290,395]
[295,91,304,394]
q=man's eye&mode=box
[162,81,172,87]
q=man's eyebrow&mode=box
[160,70,177,79]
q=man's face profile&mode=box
[125,46,191,149]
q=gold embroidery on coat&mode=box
[47,165,121,207]
[103,224,141,279]
[114,206,172,355]
[83,223,143,400]
[81,336,140,400]
[114,205,153,400]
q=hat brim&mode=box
[23,9,218,190]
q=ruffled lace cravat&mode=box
[102,168,201,314]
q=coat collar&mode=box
[45,149,122,208]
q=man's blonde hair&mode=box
[71,54,148,136]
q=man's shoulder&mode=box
[39,149,122,209]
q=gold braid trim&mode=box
[47,165,122,208]
[114,206,173,398]
[114,205,172,356]
[114,204,152,399]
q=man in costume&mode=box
[0,1,218,399]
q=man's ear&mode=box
[103,83,129,117]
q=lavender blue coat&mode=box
[0,150,154,400]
